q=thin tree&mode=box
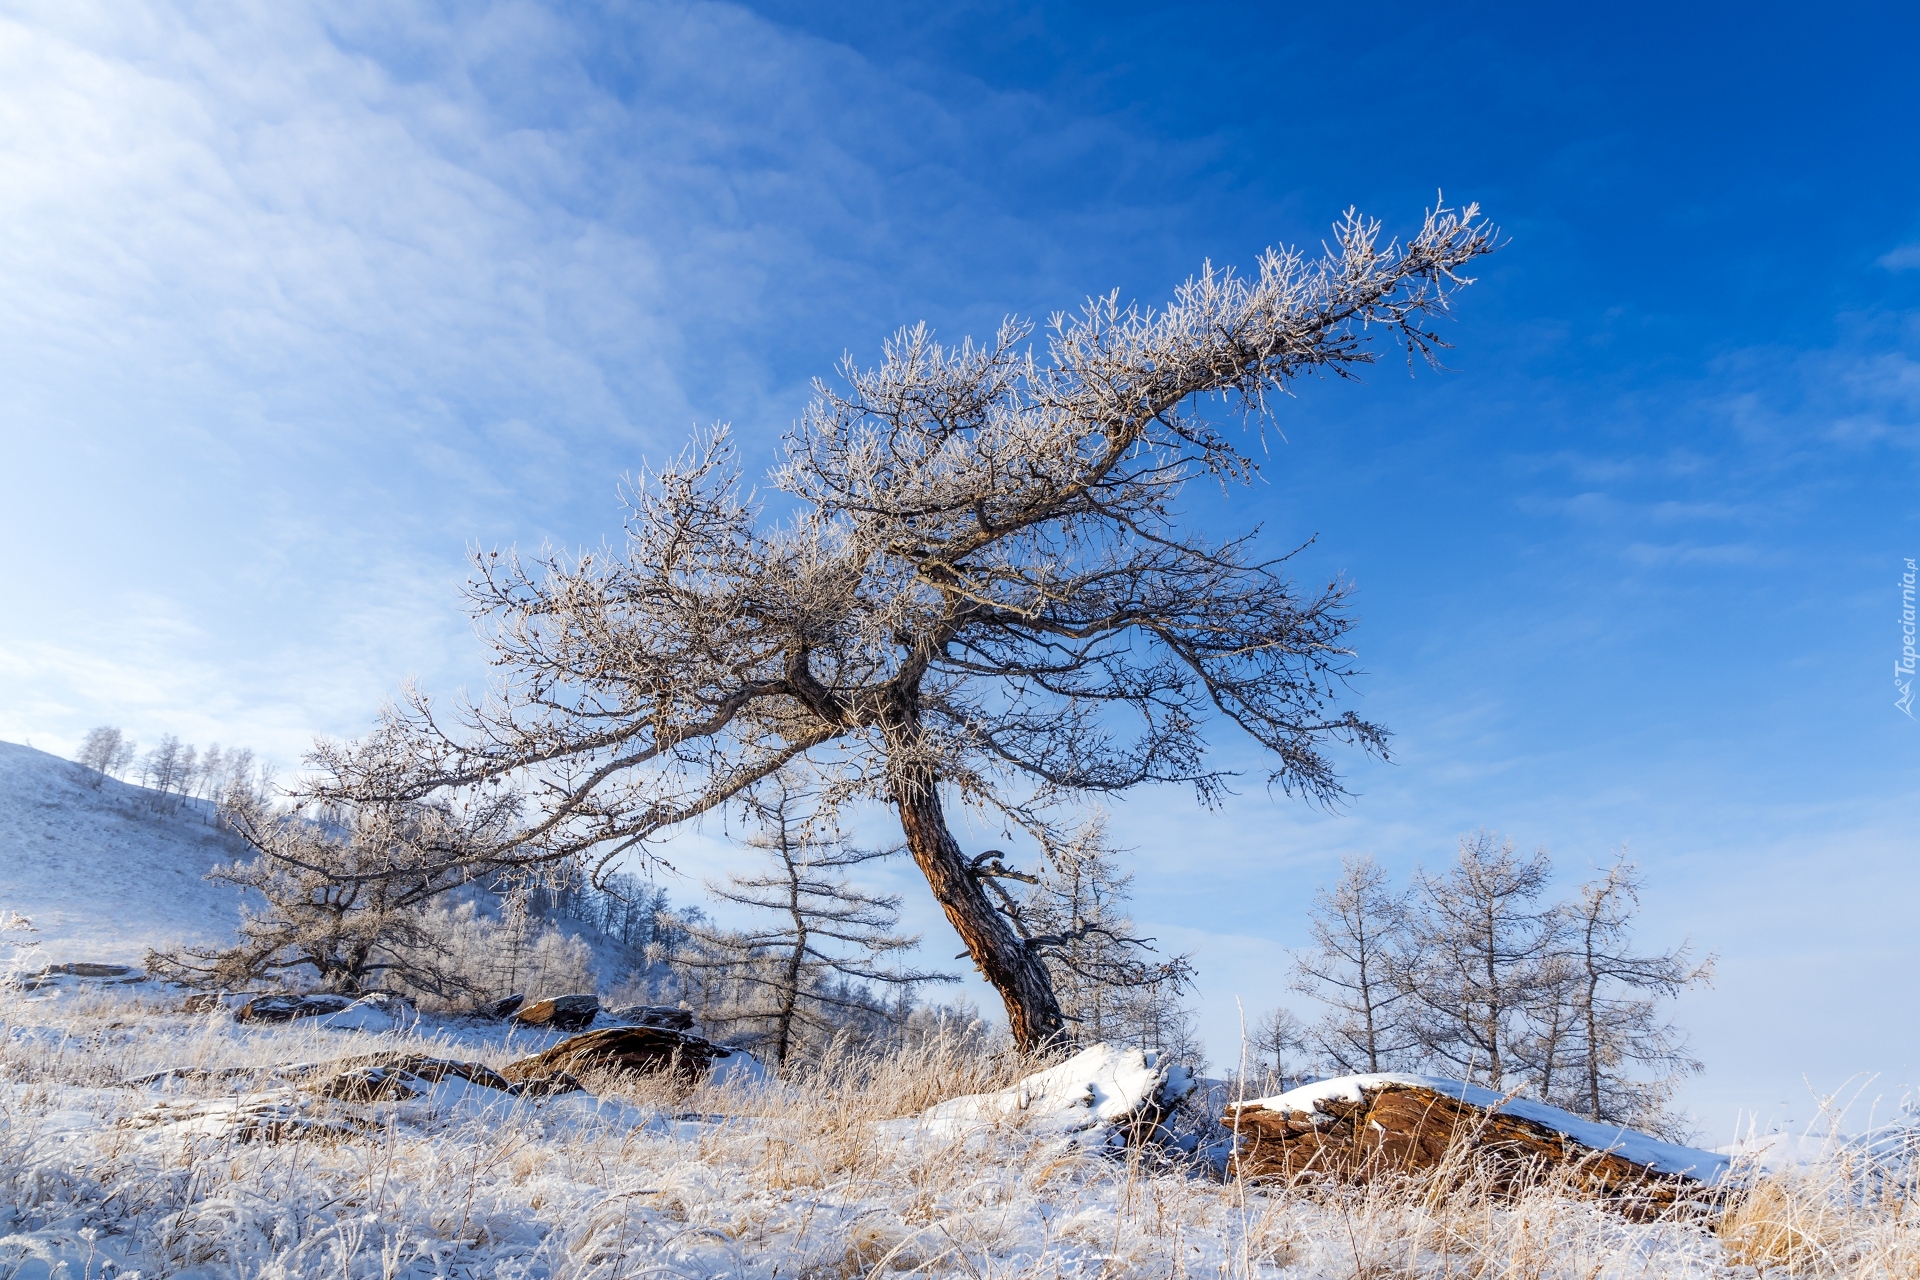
[307,204,1496,1048]
[678,773,951,1065]
[75,726,124,786]
[1291,854,1416,1073]
[1560,856,1713,1128]
[1406,831,1559,1089]
[1012,820,1196,1049]
[1247,1005,1309,1093]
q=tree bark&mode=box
[890,767,1066,1052]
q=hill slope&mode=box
[0,740,246,964]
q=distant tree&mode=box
[1013,821,1196,1052]
[303,204,1497,1049]
[1551,857,1713,1130]
[1404,831,1559,1090]
[147,747,518,995]
[75,727,124,785]
[195,744,225,802]
[677,774,951,1066]
[1246,1005,1309,1091]
[1291,855,1417,1073]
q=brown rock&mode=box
[511,993,600,1031]
[1225,1083,1706,1217]
[500,1026,728,1088]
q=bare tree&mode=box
[1246,1005,1309,1092]
[1012,820,1196,1049]
[75,726,123,785]
[148,748,518,995]
[1554,857,1713,1130]
[677,774,951,1065]
[1405,831,1559,1090]
[1292,854,1417,1073]
[142,735,187,799]
[306,204,1496,1048]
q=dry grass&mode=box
[0,982,1914,1278]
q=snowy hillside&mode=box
[0,740,246,963]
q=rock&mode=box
[315,992,418,1033]
[234,993,356,1023]
[511,993,600,1031]
[19,962,149,989]
[1224,1074,1728,1216]
[473,993,525,1020]
[910,1044,1196,1152]
[305,1054,519,1100]
[500,1025,730,1087]
[606,1003,695,1031]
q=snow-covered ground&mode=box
[0,742,247,964]
[0,982,1782,1280]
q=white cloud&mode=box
[1878,243,1920,271]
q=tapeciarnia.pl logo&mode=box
[1899,558,1916,718]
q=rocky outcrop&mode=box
[1224,1074,1727,1215]
[499,1025,731,1086]
[510,993,600,1031]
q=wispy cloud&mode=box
[1878,243,1920,271]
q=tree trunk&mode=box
[890,767,1066,1052]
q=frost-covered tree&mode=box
[302,204,1496,1048]
[1550,857,1713,1129]
[76,726,125,784]
[142,735,188,798]
[148,747,519,995]
[1245,1005,1309,1091]
[678,774,951,1065]
[1291,854,1417,1073]
[1011,821,1195,1051]
[1404,831,1560,1090]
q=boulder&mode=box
[511,993,600,1032]
[1224,1074,1728,1215]
[473,993,525,1021]
[910,1044,1196,1152]
[234,993,356,1023]
[606,1003,695,1031]
[315,992,418,1033]
[500,1025,730,1087]
[19,962,149,989]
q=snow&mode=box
[317,993,421,1033]
[1236,1072,1731,1182]
[906,1043,1195,1150]
[0,742,247,963]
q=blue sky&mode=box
[3,0,1917,1136]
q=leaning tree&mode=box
[312,203,1496,1049]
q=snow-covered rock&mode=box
[1233,1073,1729,1183]
[1225,1072,1728,1215]
[316,992,419,1033]
[904,1043,1195,1152]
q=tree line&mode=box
[75,725,275,816]
[1263,831,1713,1135]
